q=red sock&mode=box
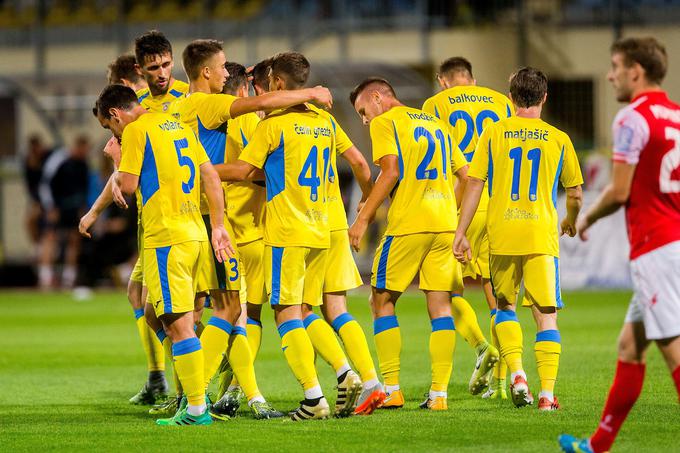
[673,365,680,402]
[590,360,645,453]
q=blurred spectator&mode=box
[23,134,53,245]
[37,135,91,289]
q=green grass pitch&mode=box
[1,289,677,452]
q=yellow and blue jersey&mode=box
[171,91,237,214]
[136,79,189,113]
[239,106,334,249]
[469,116,583,257]
[369,106,468,236]
[118,112,209,248]
[224,111,266,244]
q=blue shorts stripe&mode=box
[232,326,247,336]
[207,316,233,335]
[536,329,561,343]
[374,315,399,335]
[155,328,167,344]
[155,246,172,314]
[554,257,563,308]
[495,309,519,325]
[133,308,144,320]
[270,247,283,305]
[247,317,262,327]
[303,313,321,329]
[331,313,354,332]
[172,337,201,356]
[277,319,304,338]
[431,316,455,332]
[451,293,463,298]
[490,308,498,317]
[375,236,394,289]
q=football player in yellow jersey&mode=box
[423,57,510,398]
[94,84,235,426]
[454,67,583,410]
[216,53,338,421]
[349,78,469,411]
[133,30,189,113]
[79,54,169,406]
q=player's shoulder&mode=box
[136,87,150,103]
[613,95,648,125]
[168,79,190,98]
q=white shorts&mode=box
[625,241,680,340]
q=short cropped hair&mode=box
[182,39,223,81]
[270,52,310,89]
[349,77,396,106]
[509,67,548,108]
[438,57,473,79]
[223,62,248,95]
[611,37,667,85]
[94,85,139,119]
[107,54,142,85]
[134,30,172,66]
[250,57,273,92]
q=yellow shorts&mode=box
[370,232,463,293]
[197,215,241,293]
[489,254,562,309]
[144,240,212,317]
[265,245,328,307]
[130,223,145,283]
[324,230,363,293]
[462,209,490,280]
[238,238,267,305]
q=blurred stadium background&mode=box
[1,0,679,290]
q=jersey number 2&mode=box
[508,146,541,201]
[174,138,196,194]
[660,127,680,193]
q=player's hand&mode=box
[103,136,122,168]
[211,226,236,263]
[78,210,98,238]
[348,217,368,252]
[111,178,128,209]
[560,217,577,238]
[310,86,333,110]
[576,216,591,241]
[453,232,472,264]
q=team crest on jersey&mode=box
[162,102,170,112]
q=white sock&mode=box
[385,384,400,394]
[362,378,379,389]
[247,395,266,406]
[62,265,77,288]
[429,390,447,399]
[186,403,206,416]
[510,370,527,382]
[336,363,351,378]
[38,265,53,287]
[539,390,554,401]
[304,385,323,400]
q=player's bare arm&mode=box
[229,86,333,118]
[576,162,636,240]
[115,171,139,197]
[78,173,116,238]
[340,145,373,211]
[561,185,583,237]
[453,176,484,263]
[199,161,236,262]
[453,164,469,207]
[214,159,260,182]
[348,154,399,251]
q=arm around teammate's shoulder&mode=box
[229,86,333,118]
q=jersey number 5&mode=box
[174,138,196,194]
[508,146,541,201]
[660,127,680,193]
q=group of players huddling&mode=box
[79,29,680,452]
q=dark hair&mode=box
[94,85,139,119]
[182,39,223,81]
[611,37,667,84]
[509,67,548,108]
[134,30,172,67]
[270,52,310,89]
[107,54,142,85]
[223,61,248,95]
[438,57,473,79]
[349,77,396,106]
[250,57,273,92]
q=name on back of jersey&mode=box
[448,93,495,105]
[158,119,185,132]
[650,105,680,123]
[503,127,549,142]
[294,123,331,138]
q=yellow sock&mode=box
[494,310,523,374]
[373,315,401,386]
[490,310,507,380]
[278,319,319,390]
[535,330,562,395]
[172,337,205,406]
[228,327,262,401]
[160,333,182,395]
[246,317,263,359]
[429,317,456,392]
[304,313,349,373]
[200,317,233,387]
[134,309,164,372]
[333,313,378,382]
[451,295,487,349]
